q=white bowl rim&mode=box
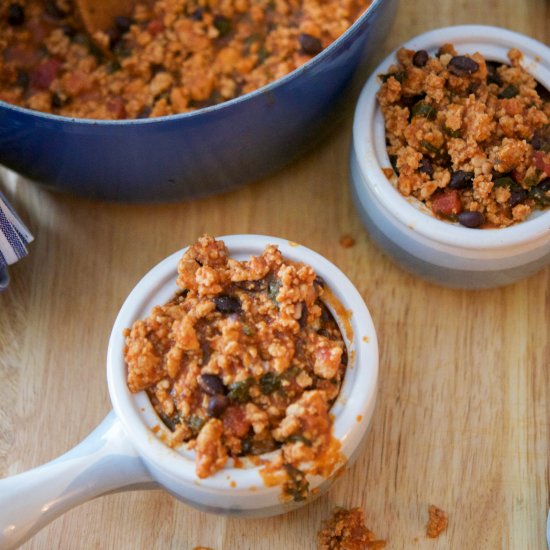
[107,234,378,496]
[353,24,550,251]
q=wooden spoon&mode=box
[74,0,138,49]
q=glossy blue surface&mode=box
[0,0,397,202]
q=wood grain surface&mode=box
[1,1,549,548]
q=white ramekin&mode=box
[350,25,550,289]
[0,235,378,549]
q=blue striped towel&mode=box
[0,191,33,291]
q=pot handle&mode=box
[0,411,156,549]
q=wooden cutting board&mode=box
[1,0,549,548]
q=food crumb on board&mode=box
[339,234,356,248]
[426,504,448,539]
[317,507,386,549]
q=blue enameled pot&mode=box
[0,0,397,202]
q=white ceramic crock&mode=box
[351,25,550,289]
[0,235,378,549]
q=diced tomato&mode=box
[106,97,127,119]
[4,44,42,69]
[533,151,550,176]
[26,16,53,44]
[30,58,61,90]
[222,405,250,438]
[511,168,522,182]
[147,19,164,36]
[503,98,523,116]
[431,189,462,217]
[63,71,91,96]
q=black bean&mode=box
[7,3,24,25]
[200,340,211,366]
[313,276,325,289]
[458,211,485,228]
[535,81,550,102]
[15,69,29,90]
[299,33,323,55]
[115,15,132,34]
[439,152,453,169]
[529,178,550,206]
[199,374,226,396]
[319,302,331,325]
[213,295,241,314]
[136,105,152,119]
[107,29,122,51]
[486,61,503,86]
[341,346,348,367]
[531,126,550,152]
[412,49,429,67]
[498,84,519,99]
[150,63,165,76]
[189,8,204,20]
[448,55,479,76]
[298,302,308,329]
[418,156,434,177]
[449,170,474,190]
[207,394,229,417]
[466,81,480,95]
[62,24,77,38]
[50,92,66,108]
[389,154,399,175]
[44,0,68,19]
[213,15,231,38]
[509,186,528,207]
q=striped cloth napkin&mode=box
[0,191,33,291]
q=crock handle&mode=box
[0,411,156,549]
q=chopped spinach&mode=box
[420,140,441,155]
[228,377,254,403]
[411,102,436,121]
[260,371,282,394]
[283,463,309,502]
[267,279,281,304]
[185,415,206,436]
[159,411,181,432]
[285,434,312,446]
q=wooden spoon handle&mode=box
[75,0,136,39]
